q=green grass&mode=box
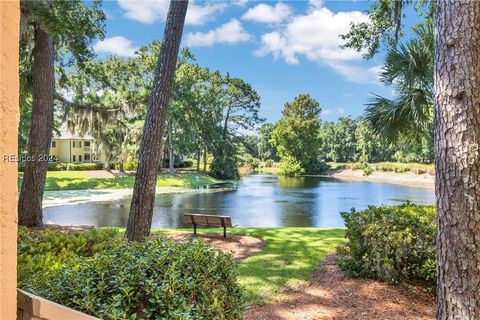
[19,171,220,191]
[152,227,345,304]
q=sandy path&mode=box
[322,169,434,189]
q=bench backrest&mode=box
[185,214,233,227]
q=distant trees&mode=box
[126,0,188,241]
[271,94,323,175]
[257,123,278,161]
[434,1,480,318]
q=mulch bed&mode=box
[164,233,266,261]
[244,254,435,320]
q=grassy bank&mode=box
[154,227,345,304]
[19,171,220,191]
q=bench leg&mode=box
[223,226,226,238]
[194,224,197,235]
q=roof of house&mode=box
[52,124,94,140]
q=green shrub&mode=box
[304,159,329,174]
[362,166,374,176]
[277,155,305,176]
[64,163,102,171]
[264,159,274,167]
[20,231,244,320]
[337,203,436,286]
[48,163,64,171]
[17,227,120,287]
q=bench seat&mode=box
[184,213,237,238]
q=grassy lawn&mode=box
[152,227,345,304]
[19,171,220,191]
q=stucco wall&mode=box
[0,1,20,319]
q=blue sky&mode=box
[94,1,416,123]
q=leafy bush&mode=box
[64,163,102,171]
[19,229,244,320]
[337,204,436,286]
[304,159,329,174]
[277,155,305,176]
[48,163,64,171]
[264,159,274,167]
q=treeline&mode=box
[237,95,433,176]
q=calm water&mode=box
[44,174,435,228]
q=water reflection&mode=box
[44,174,435,228]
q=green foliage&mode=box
[320,117,358,162]
[17,227,119,288]
[277,155,305,176]
[337,204,436,286]
[340,0,433,59]
[264,159,274,167]
[238,154,260,169]
[272,94,322,174]
[210,142,239,180]
[47,163,63,171]
[365,22,434,143]
[19,228,244,319]
[257,123,278,161]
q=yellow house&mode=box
[50,126,99,163]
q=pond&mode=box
[44,174,435,228]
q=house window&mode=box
[72,141,76,148]
[79,141,82,148]
[79,155,82,162]
[85,141,90,147]
[85,154,90,161]
[51,141,56,148]
[72,155,76,162]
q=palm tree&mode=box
[365,21,434,142]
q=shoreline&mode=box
[319,169,434,189]
[43,186,231,208]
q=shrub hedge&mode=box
[337,203,436,286]
[18,228,244,319]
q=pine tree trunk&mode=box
[168,120,175,176]
[126,0,188,241]
[18,24,54,227]
[434,2,480,319]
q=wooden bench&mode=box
[184,213,237,238]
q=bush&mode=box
[277,156,305,176]
[264,159,274,167]
[48,163,64,171]
[304,159,329,174]
[64,163,102,171]
[337,204,436,286]
[19,228,244,320]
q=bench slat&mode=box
[185,213,233,227]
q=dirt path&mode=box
[245,254,435,320]
[165,233,265,261]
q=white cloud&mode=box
[242,2,292,24]
[326,62,382,84]
[117,0,225,25]
[93,36,138,57]
[337,107,346,115]
[321,109,332,116]
[117,0,169,24]
[186,3,227,25]
[255,6,378,83]
[185,19,252,47]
